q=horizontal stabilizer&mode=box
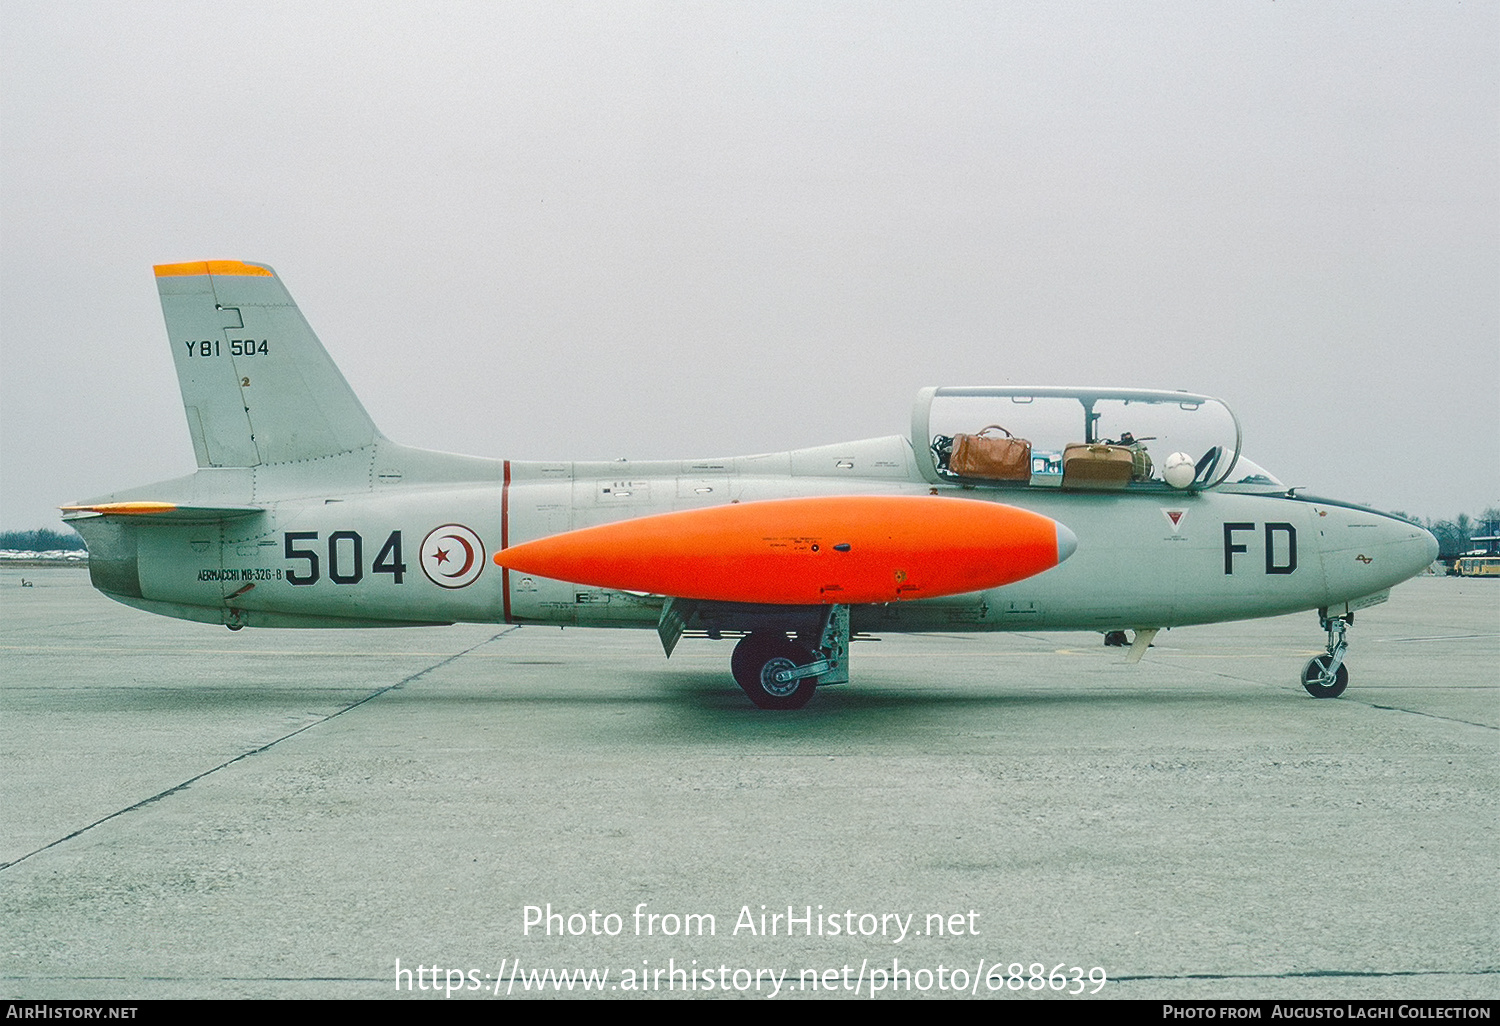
[60,502,262,522]
[494,495,1076,605]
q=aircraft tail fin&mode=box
[155,260,379,468]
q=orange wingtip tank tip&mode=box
[59,501,178,516]
[153,260,273,278]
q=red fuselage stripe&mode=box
[501,459,511,624]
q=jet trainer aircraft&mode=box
[64,261,1438,709]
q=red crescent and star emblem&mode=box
[420,524,486,589]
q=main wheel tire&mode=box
[730,632,772,687]
[731,633,818,710]
[1301,655,1349,698]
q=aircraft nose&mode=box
[1056,521,1078,565]
[1412,524,1439,576]
[1317,505,1437,599]
[1381,517,1438,582]
[1366,514,1438,585]
[1419,526,1439,566]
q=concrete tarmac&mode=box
[1,567,1495,1000]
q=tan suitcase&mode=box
[949,425,1031,481]
[1062,443,1134,489]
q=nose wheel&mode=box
[1301,655,1349,698]
[1302,614,1350,698]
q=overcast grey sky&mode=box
[2,1,1496,529]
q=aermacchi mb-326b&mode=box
[64,260,1438,709]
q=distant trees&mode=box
[0,527,86,551]
[1426,507,1500,561]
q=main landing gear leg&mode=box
[731,606,849,710]
[1301,613,1351,699]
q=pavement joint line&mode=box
[0,628,518,874]
[1165,672,1500,729]
[1135,662,1290,689]
[1113,968,1500,981]
[1378,633,1500,643]
[0,645,504,656]
[5,618,116,631]
[1362,703,1498,731]
[1157,662,1500,729]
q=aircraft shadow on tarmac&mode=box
[530,665,1303,725]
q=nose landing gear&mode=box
[1302,614,1351,698]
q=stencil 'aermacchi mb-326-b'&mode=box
[64,261,1437,709]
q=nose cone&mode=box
[1418,525,1439,566]
[1322,505,1439,597]
[1381,518,1439,584]
[1056,521,1078,565]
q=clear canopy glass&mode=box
[911,386,1247,492]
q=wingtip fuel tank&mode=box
[492,495,1075,605]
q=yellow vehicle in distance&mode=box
[1454,538,1500,577]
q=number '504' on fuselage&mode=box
[62,261,1437,709]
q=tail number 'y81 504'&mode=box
[284,531,406,585]
[183,340,271,357]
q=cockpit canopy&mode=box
[911,386,1247,493]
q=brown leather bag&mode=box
[1062,443,1134,489]
[949,425,1031,481]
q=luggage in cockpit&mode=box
[1061,443,1134,489]
[948,425,1031,481]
